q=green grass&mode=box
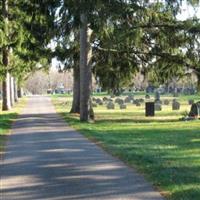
[52,94,200,200]
[0,98,27,155]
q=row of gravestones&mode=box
[146,100,180,116]
[146,86,196,95]
[92,96,146,110]
[154,99,180,111]
[93,95,200,118]
[93,95,195,111]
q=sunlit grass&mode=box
[52,94,200,200]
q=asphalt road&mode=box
[1,96,164,200]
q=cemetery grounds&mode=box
[0,98,26,157]
[52,93,200,200]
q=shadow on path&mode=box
[1,96,163,200]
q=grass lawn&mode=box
[0,98,27,156]
[52,94,200,200]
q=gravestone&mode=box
[172,100,180,110]
[124,96,132,103]
[155,99,162,104]
[133,99,139,105]
[128,94,134,99]
[155,91,160,101]
[96,98,102,104]
[115,98,124,105]
[163,99,170,105]
[118,99,124,105]
[173,88,179,97]
[135,102,141,106]
[92,103,97,107]
[107,102,115,109]
[139,98,144,103]
[145,94,150,99]
[188,99,194,105]
[103,97,108,101]
[155,103,162,111]
[188,102,200,117]
[120,104,127,109]
[145,102,155,116]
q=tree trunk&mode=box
[2,0,11,111]
[2,72,11,111]
[70,66,80,113]
[14,78,19,102]
[10,76,15,107]
[18,87,23,98]
[196,73,200,93]
[79,13,94,122]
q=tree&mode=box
[54,31,81,113]
[0,0,61,110]
[92,1,200,93]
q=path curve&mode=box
[1,96,164,200]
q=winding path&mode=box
[1,96,163,200]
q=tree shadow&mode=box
[1,112,163,200]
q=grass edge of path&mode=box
[0,98,27,159]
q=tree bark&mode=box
[2,0,11,111]
[70,66,80,113]
[197,73,200,93]
[79,13,94,122]
[18,87,23,98]
[14,78,19,102]
[10,76,15,106]
[2,72,11,111]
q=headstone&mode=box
[96,98,103,105]
[103,97,108,101]
[128,94,134,97]
[155,91,160,101]
[135,102,141,107]
[124,96,132,103]
[119,104,127,109]
[118,99,124,105]
[155,99,162,104]
[188,99,194,105]
[133,99,139,105]
[139,98,144,103]
[145,94,150,99]
[173,88,179,97]
[172,101,180,110]
[107,102,115,109]
[92,103,97,107]
[145,102,155,117]
[155,103,162,111]
[188,102,200,117]
[163,99,170,105]
[146,85,155,93]
[115,98,120,103]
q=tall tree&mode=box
[1,0,11,110]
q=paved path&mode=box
[1,96,164,200]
